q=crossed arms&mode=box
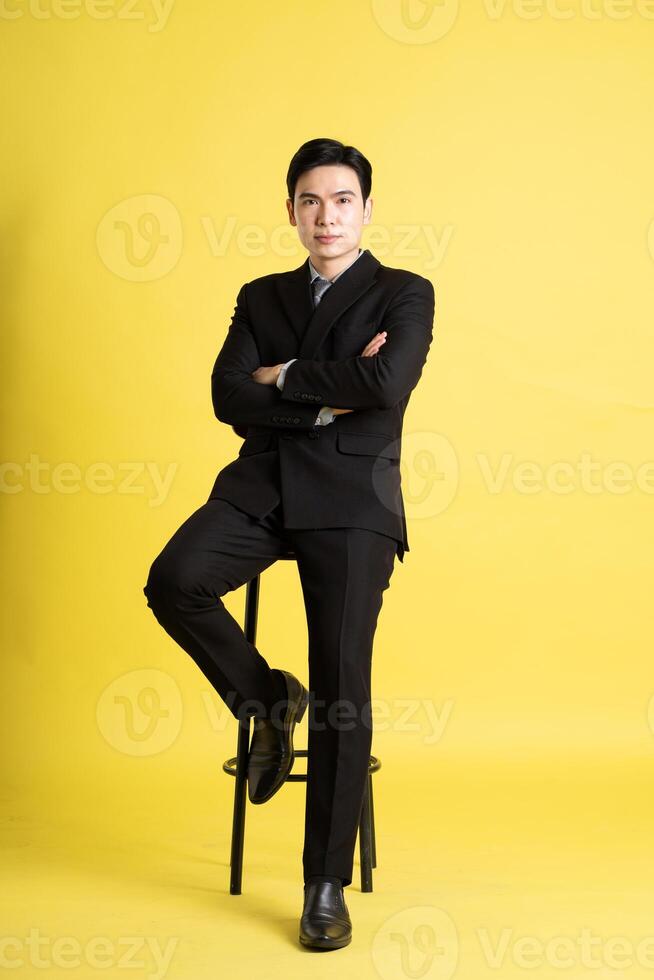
[211,277,435,430]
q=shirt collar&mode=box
[308,247,364,284]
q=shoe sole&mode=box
[299,933,352,950]
[248,674,309,805]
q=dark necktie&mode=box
[311,276,332,308]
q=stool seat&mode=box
[221,570,380,895]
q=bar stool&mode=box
[222,553,380,895]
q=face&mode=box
[286,164,373,267]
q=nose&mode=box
[317,207,336,225]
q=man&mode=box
[143,137,435,951]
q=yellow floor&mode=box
[5,752,654,979]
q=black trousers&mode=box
[142,496,397,888]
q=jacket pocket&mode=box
[336,432,400,460]
[238,433,274,456]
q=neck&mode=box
[308,244,361,281]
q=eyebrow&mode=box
[297,189,358,199]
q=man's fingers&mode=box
[361,332,387,356]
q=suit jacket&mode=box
[206,248,435,563]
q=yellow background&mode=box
[3,0,654,976]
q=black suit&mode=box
[207,247,435,563]
[143,248,435,887]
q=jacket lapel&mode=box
[275,248,381,360]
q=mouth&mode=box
[315,235,340,243]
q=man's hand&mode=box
[250,330,388,416]
[361,331,387,357]
[251,364,284,386]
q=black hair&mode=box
[286,138,372,207]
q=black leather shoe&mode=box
[247,669,309,804]
[299,881,352,950]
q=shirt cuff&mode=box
[315,405,336,426]
[276,358,297,391]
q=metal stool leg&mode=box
[229,716,249,894]
[368,772,377,869]
[359,773,373,892]
[228,574,260,894]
